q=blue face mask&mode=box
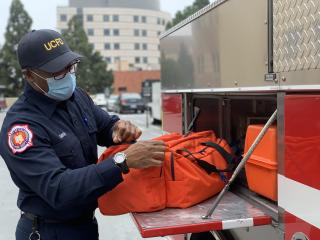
[31,71,76,101]
[46,73,76,101]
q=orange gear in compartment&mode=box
[244,125,278,201]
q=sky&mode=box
[0,0,196,45]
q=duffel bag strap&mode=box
[201,142,234,166]
[176,148,229,182]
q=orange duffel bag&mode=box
[98,131,234,215]
[97,132,181,215]
[164,130,233,208]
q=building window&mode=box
[105,57,112,64]
[134,43,140,50]
[162,19,166,25]
[114,57,120,62]
[103,15,110,22]
[87,28,94,36]
[134,29,140,36]
[157,18,161,25]
[104,29,110,36]
[141,16,147,23]
[158,31,161,36]
[76,7,82,15]
[87,14,93,22]
[143,57,148,64]
[113,29,119,36]
[60,14,67,22]
[142,43,147,50]
[114,43,120,50]
[118,87,127,92]
[113,15,119,22]
[133,15,139,23]
[142,30,147,37]
[135,57,140,64]
[104,43,111,50]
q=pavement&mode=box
[0,110,166,240]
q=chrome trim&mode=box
[162,85,320,94]
[277,92,286,240]
[162,86,280,94]
[279,85,320,90]
[277,93,285,176]
[160,0,227,39]
[183,93,188,134]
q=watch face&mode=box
[114,152,125,164]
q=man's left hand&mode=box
[112,120,142,143]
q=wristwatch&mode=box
[113,152,130,174]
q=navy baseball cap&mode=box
[17,29,82,73]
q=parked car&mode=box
[106,94,118,112]
[93,93,107,108]
[115,93,145,113]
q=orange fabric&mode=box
[98,131,232,215]
[97,132,181,215]
[164,131,231,208]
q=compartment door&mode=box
[281,95,320,240]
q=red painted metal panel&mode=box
[162,94,183,134]
[253,216,273,226]
[284,212,320,240]
[285,95,320,190]
[132,216,272,238]
[135,221,223,238]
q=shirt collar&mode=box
[23,82,59,118]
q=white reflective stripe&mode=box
[278,174,320,228]
[222,218,254,229]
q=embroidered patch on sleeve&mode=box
[8,124,34,154]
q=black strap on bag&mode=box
[176,148,228,183]
[176,148,231,173]
[176,141,236,183]
[170,152,175,181]
[201,142,234,166]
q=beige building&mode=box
[57,0,171,71]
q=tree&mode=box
[62,15,113,94]
[166,0,210,30]
[0,0,32,96]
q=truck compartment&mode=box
[132,94,278,238]
[191,94,277,196]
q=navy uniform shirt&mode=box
[0,83,123,220]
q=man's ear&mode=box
[22,69,32,81]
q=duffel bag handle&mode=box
[175,148,230,182]
[200,141,234,166]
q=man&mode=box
[0,29,165,240]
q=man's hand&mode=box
[124,141,166,168]
[112,120,142,143]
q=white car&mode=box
[106,94,118,112]
[93,93,107,107]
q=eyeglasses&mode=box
[53,61,79,80]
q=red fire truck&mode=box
[132,0,320,239]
